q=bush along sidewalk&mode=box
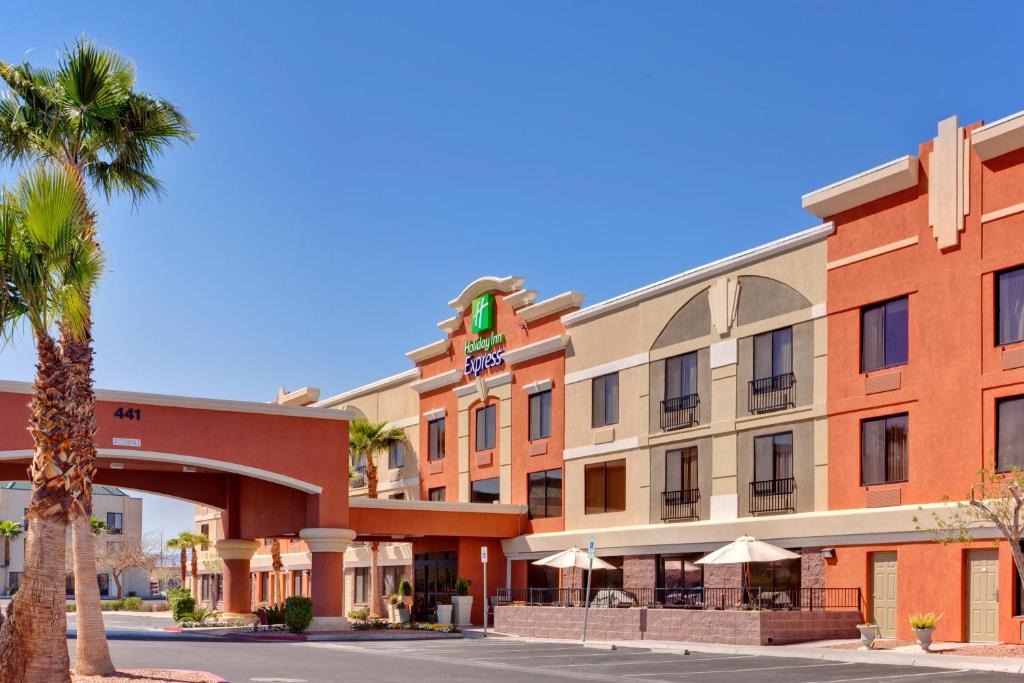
[66,596,170,612]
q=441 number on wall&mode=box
[114,407,141,420]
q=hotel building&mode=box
[195,108,1024,643]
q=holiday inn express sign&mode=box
[465,293,506,377]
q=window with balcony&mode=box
[528,468,562,519]
[750,327,794,413]
[388,441,405,469]
[662,352,699,430]
[861,414,908,485]
[663,447,699,521]
[998,396,1024,471]
[106,512,123,534]
[529,390,552,440]
[861,297,908,372]
[584,459,626,514]
[349,452,367,488]
[475,404,496,451]
[592,373,619,428]
[997,267,1024,346]
[428,417,445,461]
[428,486,446,502]
[751,432,795,514]
[471,477,500,504]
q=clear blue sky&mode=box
[2,1,1023,536]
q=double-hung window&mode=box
[388,441,405,469]
[861,414,908,485]
[428,418,445,461]
[584,459,626,514]
[475,405,496,451]
[997,266,1024,346]
[753,432,793,486]
[529,390,552,440]
[592,373,619,428]
[861,297,908,372]
[528,468,563,519]
[997,396,1024,471]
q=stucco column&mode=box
[300,527,356,631]
[215,539,260,623]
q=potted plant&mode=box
[908,612,942,651]
[398,579,413,608]
[395,598,410,626]
[436,596,453,625]
[387,594,400,622]
[451,576,473,626]
[856,619,879,648]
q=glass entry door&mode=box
[413,551,457,621]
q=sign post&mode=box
[581,537,595,643]
[481,545,489,637]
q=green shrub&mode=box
[122,596,143,611]
[265,603,285,625]
[454,577,470,597]
[908,612,942,629]
[283,596,313,634]
[166,587,191,608]
[187,607,215,625]
[66,603,76,613]
[172,595,196,622]
[101,599,124,611]
[347,606,370,622]
[397,579,412,597]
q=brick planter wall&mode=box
[494,605,860,645]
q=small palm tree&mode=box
[0,163,101,681]
[166,532,190,590]
[270,538,283,603]
[0,37,193,676]
[349,420,407,617]
[0,520,24,592]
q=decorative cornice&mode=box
[311,369,421,408]
[972,109,1024,162]
[411,369,461,394]
[0,380,354,421]
[422,406,447,420]
[299,528,357,553]
[214,539,260,561]
[802,156,919,219]
[563,436,639,461]
[826,236,919,270]
[564,353,650,385]
[502,335,571,366]
[437,316,462,334]
[386,415,419,430]
[517,291,585,323]
[405,339,452,363]
[453,372,512,398]
[448,275,524,312]
[562,223,834,327]
[503,289,538,309]
[523,378,552,395]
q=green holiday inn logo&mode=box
[471,293,495,334]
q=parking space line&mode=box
[623,661,851,677]
[536,657,712,669]
[804,670,971,683]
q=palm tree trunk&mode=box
[369,541,381,618]
[366,457,378,499]
[191,547,199,598]
[71,514,113,675]
[0,333,74,682]
[179,547,186,589]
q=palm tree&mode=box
[0,36,193,675]
[165,533,189,590]
[0,163,102,682]
[349,420,407,617]
[270,538,283,604]
[0,520,24,593]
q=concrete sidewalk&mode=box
[477,630,1024,675]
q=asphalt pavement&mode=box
[73,636,1023,682]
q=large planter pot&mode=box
[395,605,410,626]
[451,595,474,626]
[913,627,934,651]
[857,624,879,648]
[386,603,397,623]
[436,604,453,625]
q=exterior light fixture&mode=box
[182,465,197,473]
[821,548,836,559]
[109,462,125,470]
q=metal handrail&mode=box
[661,489,700,521]
[749,477,796,514]
[494,586,862,611]
[748,372,795,413]
[660,394,699,430]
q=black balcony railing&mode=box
[748,373,795,414]
[350,472,367,489]
[660,394,699,430]
[493,586,861,611]
[749,477,796,514]
[661,489,700,521]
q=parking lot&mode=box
[312,638,1018,682]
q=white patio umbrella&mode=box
[695,535,799,595]
[533,547,615,595]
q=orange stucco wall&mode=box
[825,124,1024,642]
